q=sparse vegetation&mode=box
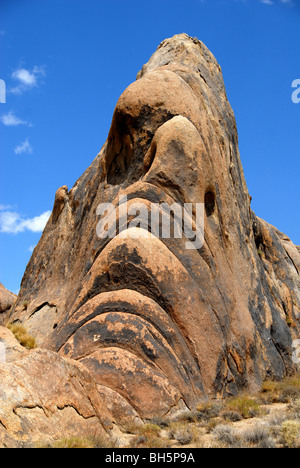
[125,424,169,449]
[38,435,113,449]
[7,323,37,349]
[149,417,170,428]
[280,420,300,448]
[168,422,195,446]
[224,394,262,419]
[196,402,222,419]
[173,409,207,424]
[212,424,240,448]
[241,425,270,445]
[42,372,299,449]
[260,374,300,404]
[221,410,243,422]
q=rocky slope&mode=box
[1,33,299,446]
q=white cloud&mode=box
[0,111,31,127]
[260,0,293,4]
[14,139,33,155]
[28,245,36,253]
[13,69,37,87]
[0,209,51,234]
[10,66,45,95]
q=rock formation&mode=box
[1,34,299,445]
[0,283,16,325]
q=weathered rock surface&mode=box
[0,349,114,448]
[0,284,16,325]
[0,326,28,363]
[6,34,300,432]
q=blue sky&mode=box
[0,0,299,293]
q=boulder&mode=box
[0,349,114,448]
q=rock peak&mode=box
[3,35,299,439]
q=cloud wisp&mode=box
[0,207,51,234]
[14,139,33,155]
[260,0,293,5]
[10,66,45,95]
[0,111,32,127]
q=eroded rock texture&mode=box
[0,349,114,447]
[0,283,16,325]
[7,34,300,424]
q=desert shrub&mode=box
[137,423,161,436]
[225,395,262,419]
[122,422,162,443]
[168,423,193,446]
[212,424,240,447]
[174,430,193,446]
[196,402,222,419]
[280,420,300,448]
[150,417,170,428]
[268,410,289,427]
[121,422,142,435]
[125,422,165,448]
[257,437,277,449]
[175,410,207,423]
[205,418,222,433]
[261,374,300,404]
[241,426,270,446]
[222,410,243,422]
[168,422,201,446]
[288,399,300,419]
[128,432,169,449]
[7,323,37,349]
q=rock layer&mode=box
[7,34,300,425]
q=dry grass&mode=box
[280,420,300,448]
[7,323,37,349]
[224,394,262,419]
[129,435,169,449]
[260,374,300,404]
[38,434,113,449]
[212,424,241,448]
[124,423,170,449]
[168,422,201,446]
[51,437,96,448]
[196,402,222,418]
